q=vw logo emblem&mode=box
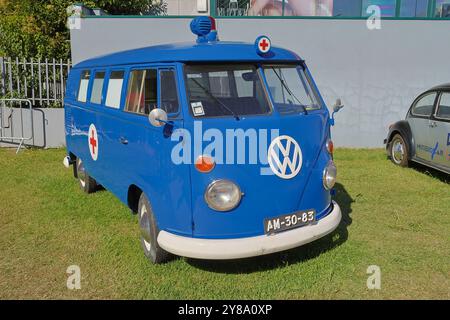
[267,135,302,179]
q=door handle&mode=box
[429,121,437,128]
[119,137,128,145]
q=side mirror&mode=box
[333,98,344,113]
[148,108,168,127]
[330,99,344,126]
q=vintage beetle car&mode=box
[63,17,343,264]
[385,83,450,174]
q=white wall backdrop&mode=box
[70,18,450,147]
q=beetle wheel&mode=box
[390,134,409,167]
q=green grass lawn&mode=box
[0,148,448,299]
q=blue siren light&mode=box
[190,16,218,43]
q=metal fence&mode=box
[0,99,34,153]
[0,57,71,108]
[216,0,250,16]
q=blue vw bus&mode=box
[64,17,342,263]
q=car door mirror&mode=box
[333,99,344,113]
[330,99,344,126]
[148,108,168,127]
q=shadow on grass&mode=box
[185,183,354,274]
[409,162,449,184]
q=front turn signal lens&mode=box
[195,155,215,173]
[326,139,334,155]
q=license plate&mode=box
[264,209,316,235]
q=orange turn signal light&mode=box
[195,155,215,173]
[326,140,334,154]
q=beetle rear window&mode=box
[436,92,450,120]
[185,64,271,118]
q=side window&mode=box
[105,71,124,109]
[160,70,179,114]
[77,70,90,103]
[436,92,450,120]
[90,71,105,104]
[125,69,157,115]
[411,92,437,117]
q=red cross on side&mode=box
[89,129,97,155]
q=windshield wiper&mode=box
[271,67,308,115]
[190,78,240,121]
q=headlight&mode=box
[323,160,337,190]
[204,180,242,212]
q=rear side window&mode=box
[125,69,157,115]
[77,70,90,102]
[160,70,179,114]
[90,72,105,104]
[411,92,436,117]
[436,92,450,120]
[105,71,124,109]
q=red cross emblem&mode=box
[259,39,269,51]
[258,37,271,54]
[89,129,97,155]
[88,124,99,161]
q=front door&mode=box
[431,91,450,171]
[408,91,438,161]
[118,65,193,237]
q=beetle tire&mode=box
[76,158,98,193]
[389,134,409,167]
[138,193,172,264]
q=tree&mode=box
[90,0,167,15]
[0,0,167,59]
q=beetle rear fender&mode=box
[387,120,415,158]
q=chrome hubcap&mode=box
[392,139,404,164]
[139,205,152,251]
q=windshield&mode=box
[263,65,322,115]
[185,64,271,118]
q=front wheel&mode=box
[138,193,172,264]
[389,134,409,167]
[76,158,98,193]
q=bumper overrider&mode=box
[158,201,342,260]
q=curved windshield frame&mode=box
[263,65,322,115]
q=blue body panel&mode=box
[65,40,333,240]
[187,112,331,238]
